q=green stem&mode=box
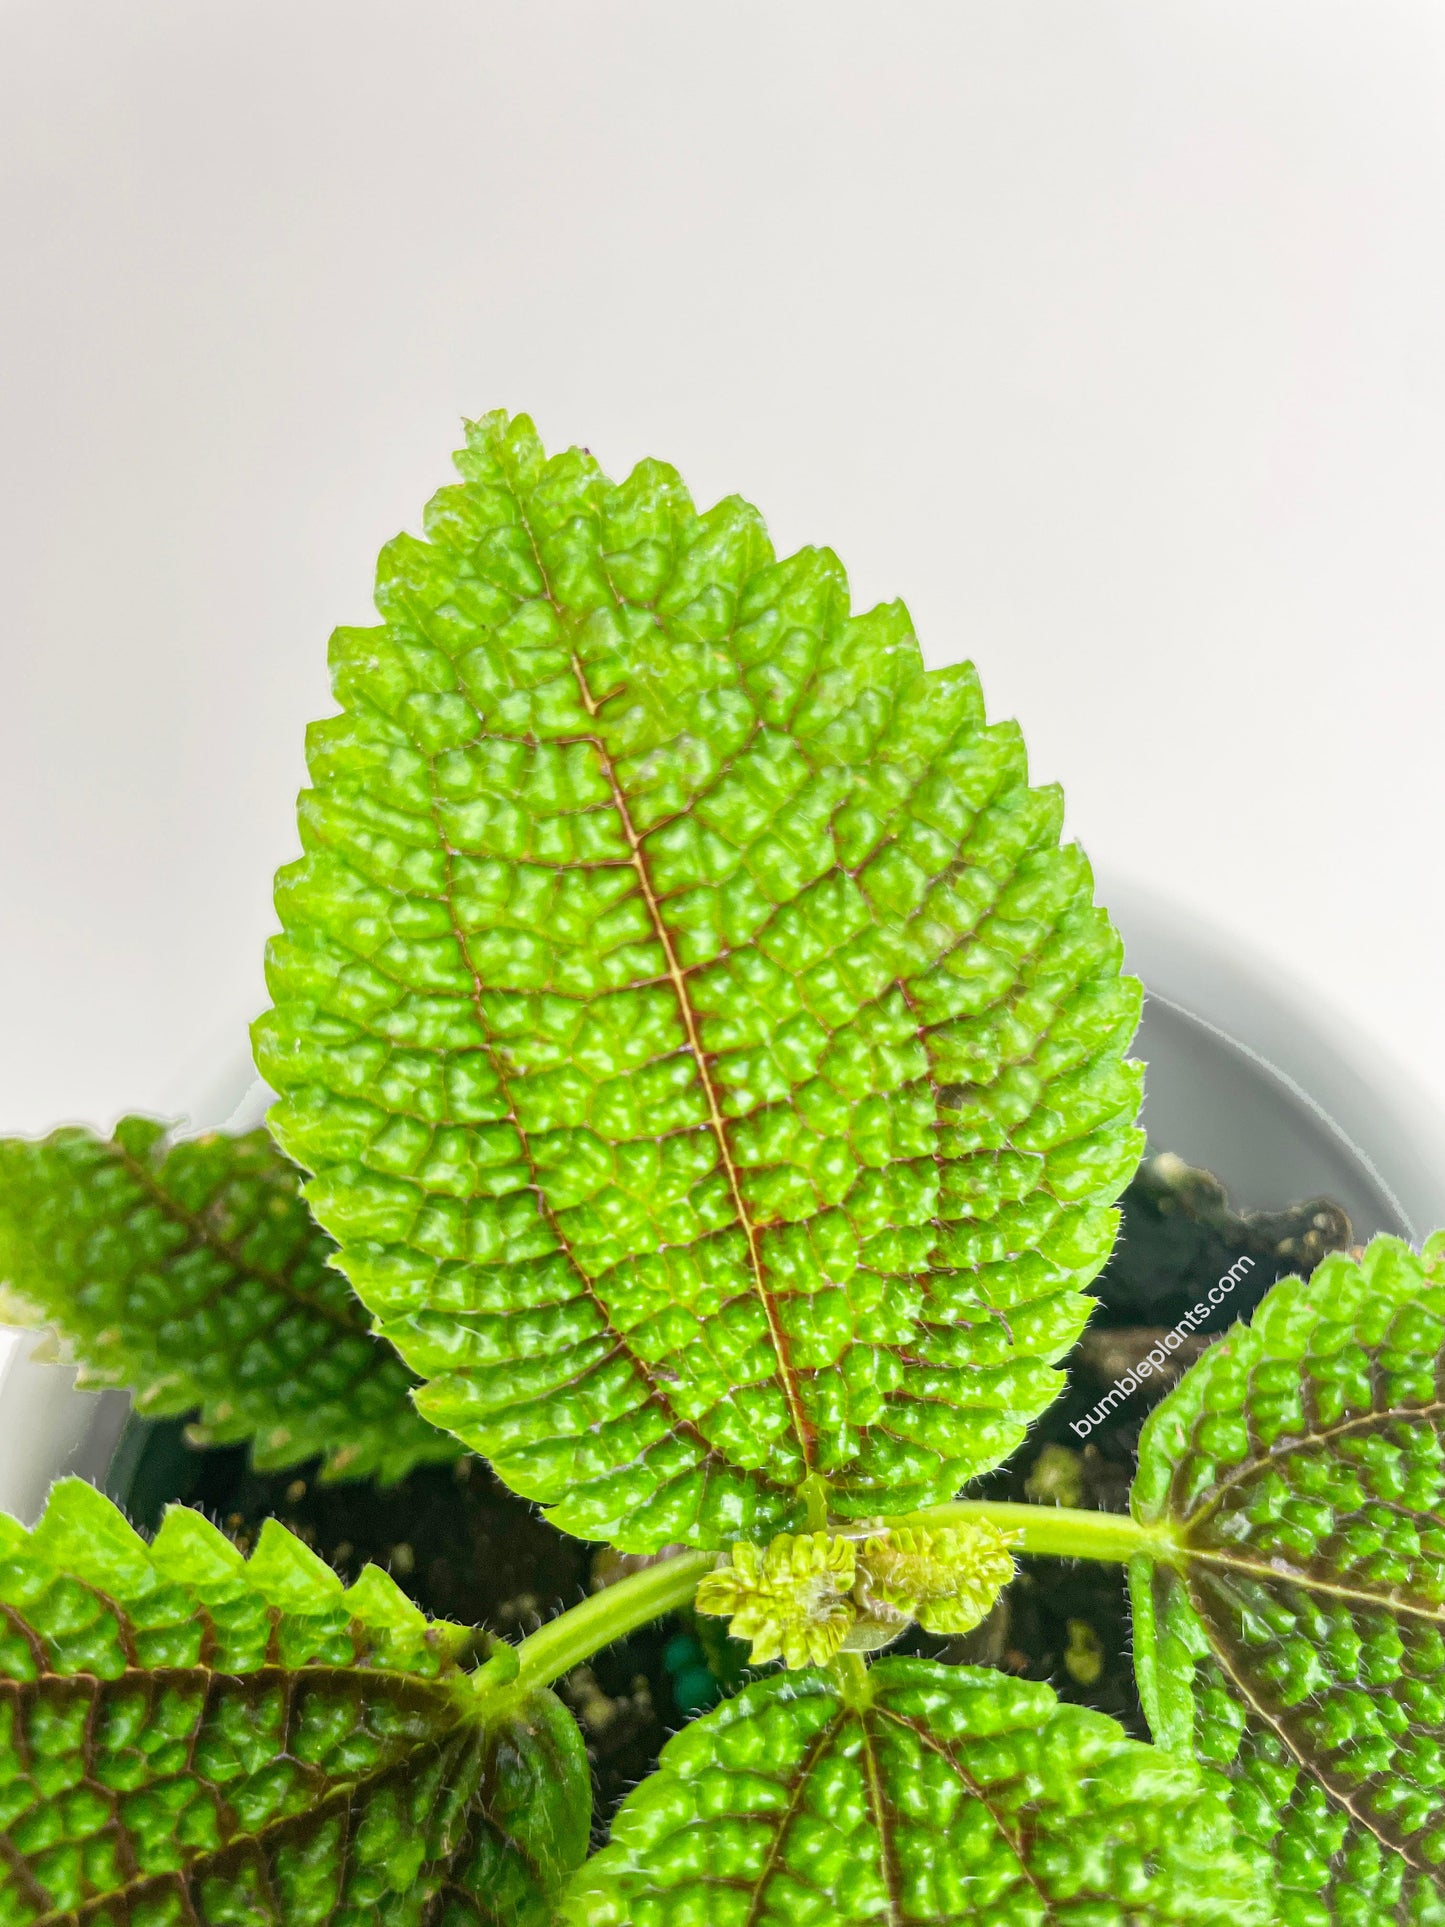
[501,1550,716,1703]
[887,1499,1174,1563]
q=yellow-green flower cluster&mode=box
[853,1523,1018,1638]
[694,1532,857,1668]
[696,1522,1018,1668]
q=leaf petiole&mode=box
[888,1499,1176,1564]
[496,1550,717,1708]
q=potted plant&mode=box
[1,410,1441,1927]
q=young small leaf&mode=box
[0,1119,459,1482]
[0,1478,588,1927]
[253,408,1144,1551]
[561,1657,1267,1925]
[1131,1234,1445,1926]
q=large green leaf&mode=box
[253,408,1144,1551]
[562,1656,1267,1925]
[1131,1234,1445,1927]
[0,1119,458,1482]
[0,1479,588,1927]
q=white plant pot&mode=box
[1099,871,1445,1244]
[3,882,1444,1525]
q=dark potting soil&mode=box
[108,1152,1354,1829]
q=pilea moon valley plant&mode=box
[1,411,1442,1927]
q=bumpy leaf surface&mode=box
[562,1656,1266,1925]
[0,1479,588,1927]
[1131,1234,1445,1926]
[0,1120,458,1483]
[253,409,1144,1550]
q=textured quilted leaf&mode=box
[1131,1234,1445,1927]
[0,1120,458,1483]
[561,1656,1268,1925]
[0,1479,588,1927]
[253,408,1144,1551]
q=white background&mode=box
[3,1,1444,1137]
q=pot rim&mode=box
[1097,866,1445,1242]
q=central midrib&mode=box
[857,1709,904,1927]
[499,488,816,1478]
[486,481,817,1480]
[562,652,817,1475]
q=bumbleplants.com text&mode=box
[1070,1255,1257,1438]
